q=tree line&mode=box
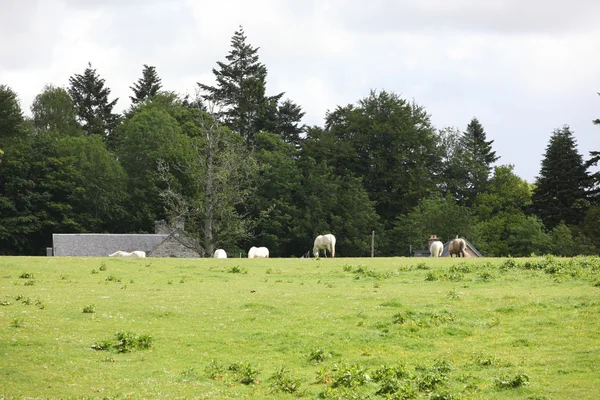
[1,27,598,257]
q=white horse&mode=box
[109,250,146,258]
[429,241,443,257]
[313,234,336,258]
[248,246,269,258]
[213,249,227,258]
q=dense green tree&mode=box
[0,85,25,143]
[0,132,126,255]
[549,223,576,257]
[390,196,475,256]
[249,131,304,257]
[476,213,550,257]
[439,119,499,205]
[197,26,283,143]
[532,126,592,230]
[307,90,442,226]
[130,64,162,104]
[471,165,549,257]
[438,127,470,202]
[293,156,380,257]
[257,98,306,147]
[68,63,120,139]
[117,103,192,233]
[31,85,81,136]
[472,165,532,220]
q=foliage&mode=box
[391,196,474,255]
[228,361,261,385]
[494,372,530,389]
[532,125,593,229]
[0,84,25,142]
[130,64,162,104]
[308,90,442,227]
[91,331,154,353]
[156,112,261,256]
[116,101,192,232]
[68,62,120,140]
[0,131,127,254]
[198,26,283,143]
[269,366,303,394]
[30,84,81,136]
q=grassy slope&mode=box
[0,256,599,399]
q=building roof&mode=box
[52,233,168,257]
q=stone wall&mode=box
[149,234,200,258]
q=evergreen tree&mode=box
[532,126,592,229]
[130,64,162,104]
[462,118,499,203]
[275,99,306,147]
[197,26,283,143]
[68,62,119,139]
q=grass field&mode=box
[1,255,599,399]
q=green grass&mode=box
[0,255,599,399]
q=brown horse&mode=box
[448,238,467,257]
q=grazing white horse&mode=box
[109,250,146,258]
[248,246,269,258]
[429,241,443,257]
[213,249,227,258]
[313,234,336,258]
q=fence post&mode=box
[371,231,375,257]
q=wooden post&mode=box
[371,231,375,257]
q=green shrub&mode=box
[269,366,302,393]
[331,363,370,388]
[309,348,335,364]
[425,271,438,281]
[82,304,96,314]
[19,272,34,279]
[228,361,260,385]
[105,275,121,282]
[91,331,154,353]
[204,359,225,380]
[494,372,530,389]
[228,265,248,274]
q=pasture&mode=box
[1,256,599,399]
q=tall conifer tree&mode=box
[130,64,162,104]
[197,26,284,143]
[532,125,592,229]
[462,117,499,203]
[68,62,119,138]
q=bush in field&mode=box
[228,265,248,274]
[82,304,96,313]
[228,361,260,385]
[269,366,303,394]
[19,272,34,279]
[204,360,225,380]
[331,363,370,388]
[494,372,530,389]
[91,331,154,353]
[309,348,336,364]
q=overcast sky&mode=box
[1,0,599,182]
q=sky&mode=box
[1,0,599,183]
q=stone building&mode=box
[51,220,201,257]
